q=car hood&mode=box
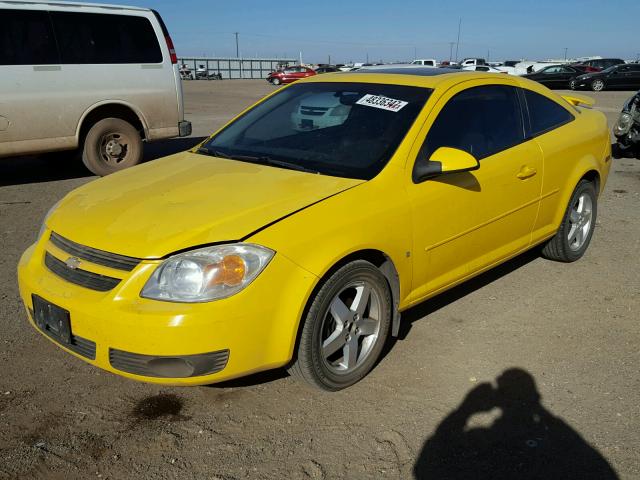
[48,152,363,258]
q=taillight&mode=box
[165,35,177,64]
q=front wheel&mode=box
[272,78,281,85]
[569,79,577,90]
[82,118,143,176]
[541,180,597,262]
[591,79,605,92]
[288,260,392,391]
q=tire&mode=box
[591,79,605,92]
[288,260,392,391]
[82,118,143,176]
[272,78,281,85]
[541,180,597,262]
[569,79,577,90]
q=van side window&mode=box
[421,85,524,161]
[50,12,162,64]
[523,89,574,137]
[0,10,59,65]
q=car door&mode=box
[622,65,640,88]
[407,82,543,302]
[606,65,627,88]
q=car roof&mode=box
[0,0,149,12]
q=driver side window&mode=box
[421,85,525,161]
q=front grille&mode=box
[44,252,121,292]
[28,307,96,360]
[109,348,230,378]
[50,232,141,272]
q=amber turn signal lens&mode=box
[206,255,246,287]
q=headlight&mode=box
[141,244,274,302]
[614,112,633,136]
[37,200,61,241]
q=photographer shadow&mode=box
[413,368,618,480]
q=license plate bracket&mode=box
[32,294,72,345]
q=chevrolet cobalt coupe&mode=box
[18,70,611,391]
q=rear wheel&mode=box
[591,79,605,92]
[541,180,597,262]
[288,260,392,391]
[82,118,143,176]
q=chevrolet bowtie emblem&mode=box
[65,256,81,270]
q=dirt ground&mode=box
[0,80,639,480]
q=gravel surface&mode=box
[0,81,638,479]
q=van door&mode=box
[48,10,178,141]
[0,9,72,155]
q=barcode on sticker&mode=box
[356,94,408,112]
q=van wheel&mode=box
[288,260,392,391]
[82,118,143,176]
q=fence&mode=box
[178,57,297,79]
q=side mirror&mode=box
[412,147,480,183]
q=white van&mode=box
[0,1,191,175]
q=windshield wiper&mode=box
[196,146,233,159]
[226,153,319,174]
[197,148,319,174]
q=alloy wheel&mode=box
[320,281,381,374]
[567,193,593,251]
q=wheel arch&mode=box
[76,101,149,145]
[289,248,402,367]
[552,162,602,230]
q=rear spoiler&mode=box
[561,93,595,108]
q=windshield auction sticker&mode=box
[356,94,408,112]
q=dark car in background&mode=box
[572,58,625,72]
[267,66,316,85]
[522,65,582,89]
[571,63,640,91]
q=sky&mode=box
[96,0,639,64]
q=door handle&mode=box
[516,165,537,179]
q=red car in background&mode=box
[267,66,316,85]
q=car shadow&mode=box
[0,136,207,187]
[413,368,619,479]
[395,248,540,341]
[204,369,290,389]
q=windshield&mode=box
[200,82,431,180]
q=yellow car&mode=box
[18,69,611,391]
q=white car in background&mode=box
[462,65,508,73]
[410,59,438,67]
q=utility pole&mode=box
[564,47,568,61]
[366,52,369,63]
[455,18,462,63]
[414,46,417,60]
[448,42,454,62]
[328,54,331,65]
[234,32,239,58]
[487,49,490,62]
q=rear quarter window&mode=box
[50,12,162,64]
[0,9,59,65]
[523,89,574,137]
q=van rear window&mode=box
[0,10,59,65]
[50,12,162,64]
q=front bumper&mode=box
[18,234,317,386]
